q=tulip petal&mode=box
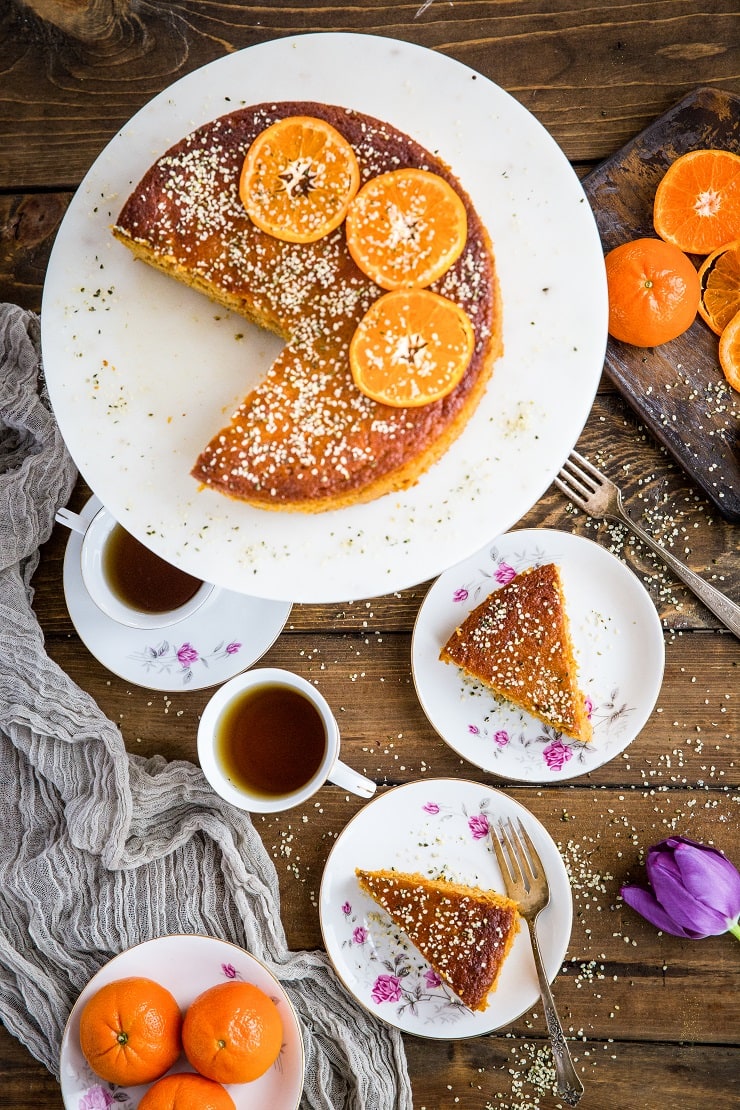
[673,842,740,919]
[648,855,729,935]
[620,884,705,939]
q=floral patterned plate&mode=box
[59,934,304,1110]
[412,527,665,783]
[61,496,291,691]
[319,778,572,1038]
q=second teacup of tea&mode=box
[197,668,377,813]
[80,506,214,629]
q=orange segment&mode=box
[239,115,360,243]
[697,239,740,335]
[349,288,474,407]
[653,148,740,255]
[604,237,700,347]
[345,168,467,289]
[718,309,740,392]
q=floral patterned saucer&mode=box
[59,934,304,1109]
[319,778,572,1039]
[412,527,665,783]
[61,497,291,691]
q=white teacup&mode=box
[70,505,214,629]
[197,668,377,813]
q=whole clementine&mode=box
[182,980,283,1084]
[78,976,182,1086]
[604,237,700,347]
[138,1072,236,1110]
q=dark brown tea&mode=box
[103,523,203,614]
[215,684,327,798]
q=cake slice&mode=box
[439,562,592,743]
[355,868,519,1011]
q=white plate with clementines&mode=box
[59,935,304,1109]
[42,33,607,603]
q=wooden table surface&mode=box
[1,2,739,1107]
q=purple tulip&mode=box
[621,836,740,941]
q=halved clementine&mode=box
[349,288,474,407]
[718,308,740,392]
[697,239,740,335]
[345,168,468,289]
[239,115,360,243]
[653,148,740,255]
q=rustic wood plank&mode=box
[3,1,739,187]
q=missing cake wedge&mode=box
[355,868,519,1011]
[439,562,592,743]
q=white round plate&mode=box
[319,778,571,1038]
[412,528,665,782]
[41,32,607,604]
[62,497,291,691]
[59,934,304,1109]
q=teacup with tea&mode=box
[65,505,214,628]
[197,668,377,812]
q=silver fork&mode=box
[555,449,740,639]
[491,818,584,1106]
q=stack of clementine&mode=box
[78,975,283,1109]
[239,115,474,407]
[605,147,740,392]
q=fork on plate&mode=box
[491,819,584,1106]
[555,450,740,638]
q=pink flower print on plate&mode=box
[468,813,490,839]
[353,926,368,945]
[493,729,510,747]
[542,738,573,771]
[79,1087,114,1110]
[422,801,440,814]
[494,560,516,585]
[371,973,403,1004]
[453,587,469,603]
[424,968,442,989]
[341,901,352,916]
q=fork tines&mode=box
[555,449,601,499]
[492,818,543,893]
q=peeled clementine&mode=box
[239,115,360,243]
[653,148,740,255]
[604,237,700,347]
[78,976,182,1086]
[345,167,468,289]
[349,288,475,407]
[137,1072,236,1110]
[182,980,283,1085]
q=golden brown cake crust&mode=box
[439,563,593,743]
[355,867,519,1012]
[112,101,502,512]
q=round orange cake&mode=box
[113,101,502,512]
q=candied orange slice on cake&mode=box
[345,167,468,289]
[653,149,740,256]
[697,239,740,336]
[349,288,475,407]
[239,115,360,243]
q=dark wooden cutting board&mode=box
[583,86,740,522]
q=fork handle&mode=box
[527,920,584,1105]
[613,507,740,638]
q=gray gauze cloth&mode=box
[0,303,413,1110]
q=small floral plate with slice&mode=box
[412,527,665,783]
[61,497,291,691]
[59,934,304,1109]
[319,778,572,1038]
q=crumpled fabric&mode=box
[0,303,412,1109]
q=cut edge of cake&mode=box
[439,562,592,743]
[355,867,520,1012]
